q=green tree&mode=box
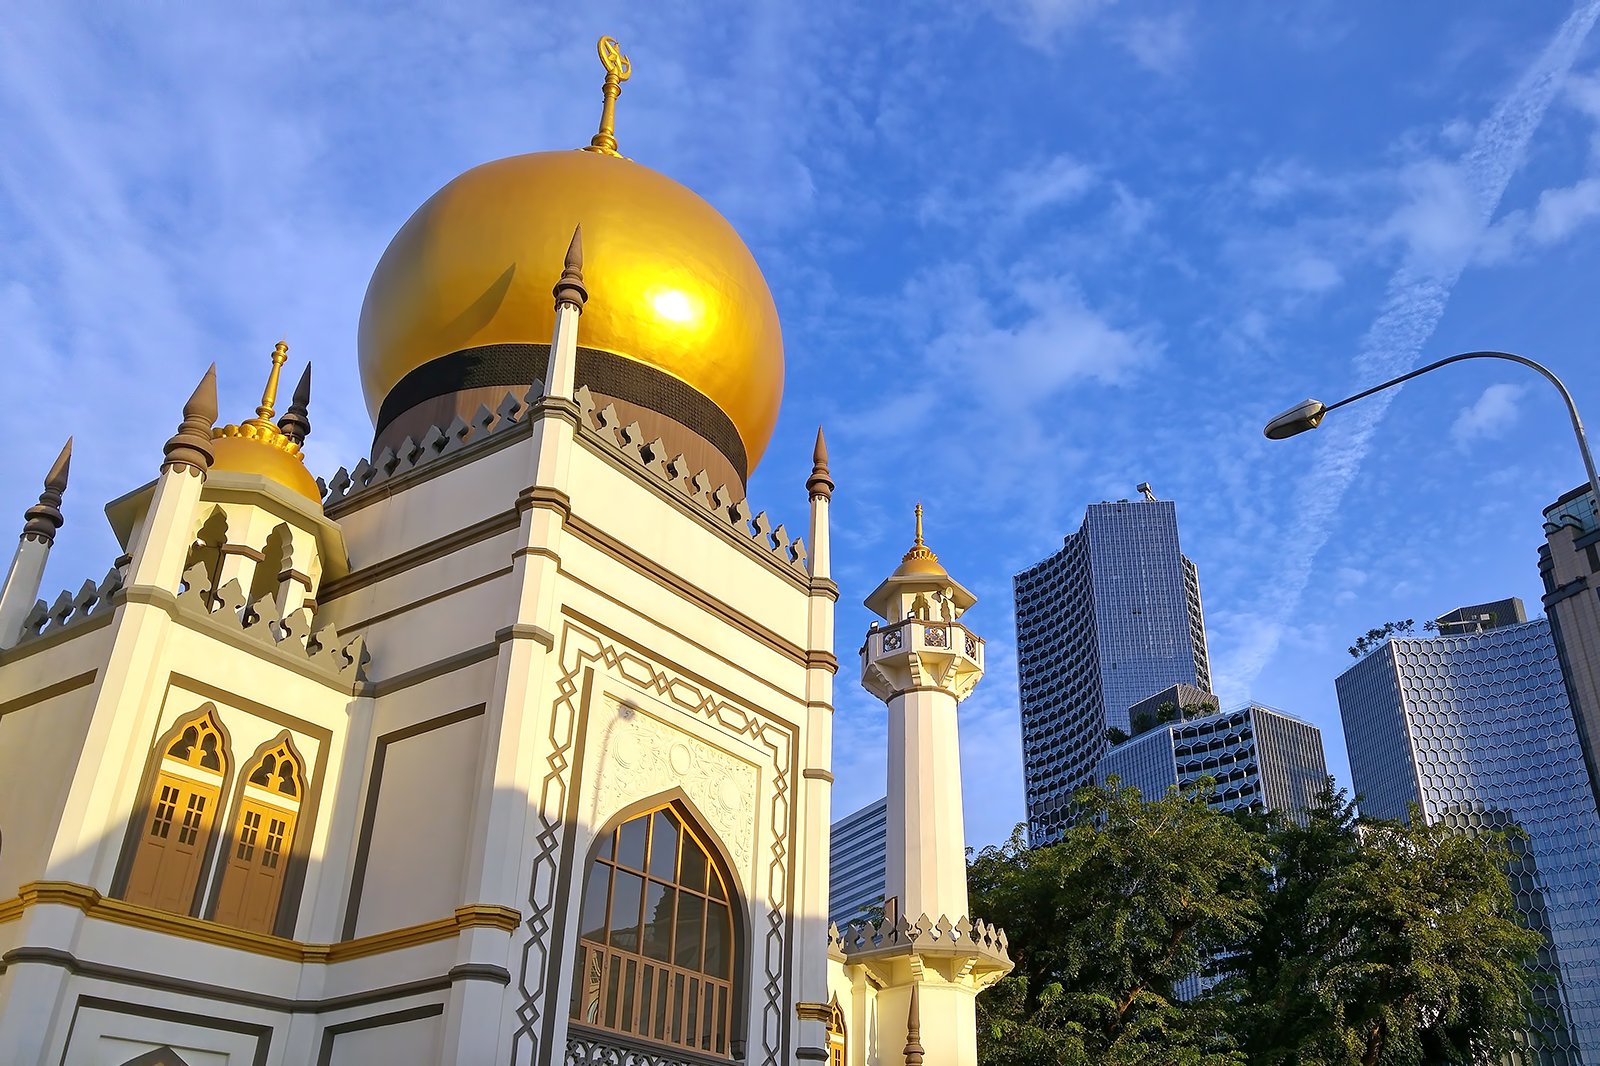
[1225,786,1543,1065]
[971,783,1545,1065]
[970,782,1264,1065]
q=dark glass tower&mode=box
[1335,612,1600,1062]
[1014,496,1210,845]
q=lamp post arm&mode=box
[1324,350,1600,508]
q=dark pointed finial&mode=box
[807,426,833,499]
[22,438,72,543]
[553,224,588,310]
[278,362,312,445]
[903,983,924,1066]
[162,363,218,475]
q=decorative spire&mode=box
[278,362,312,445]
[22,438,71,543]
[902,502,938,566]
[246,341,290,430]
[162,364,219,474]
[807,426,833,499]
[582,35,632,157]
[553,224,588,309]
[903,983,924,1066]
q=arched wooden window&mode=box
[213,736,305,933]
[826,995,847,1066]
[123,709,228,915]
[570,803,738,1057]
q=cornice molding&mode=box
[1,881,519,964]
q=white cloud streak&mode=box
[1216,0,1600,696]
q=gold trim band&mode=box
[1,881,520,964]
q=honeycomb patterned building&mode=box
[1336,611,1600,1065]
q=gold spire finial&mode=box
[250,340,290,427]
[899,502,940,570]
[583,36,633,157]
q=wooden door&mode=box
[124,769,220,914]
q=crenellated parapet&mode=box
[12,568,122,645]
[829,912,1013,991]
[317,383,810,576]
[171,560,368,679]
[829,913,1010,964]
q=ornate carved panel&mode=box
[588,693,760,874]
[512,619,796,1066]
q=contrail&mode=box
[1225,0,1600,693]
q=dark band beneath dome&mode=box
[375,343,749,483]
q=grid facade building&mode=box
[1097,703,1327,816]
[1015,497,1210,844]
[827,797,888,927]
[1336,617,1600,1064]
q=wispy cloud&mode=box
[986,0,1118,46]
[1215,0,1600,697]
[1117,12,1194,76]
[1451,383,1528,448]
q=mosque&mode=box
[0,36,1010,1066]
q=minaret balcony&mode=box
[860,619,985,702]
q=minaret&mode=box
[794,428,839,1061]
[862,504,983,921]
[858,505,1010,1066]
[0,438,72,647]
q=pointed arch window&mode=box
[124,709,228,915]
[214,736,305,933]
[569,803,739,1057]
[827,995,847,1066]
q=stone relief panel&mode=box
[588,692,760,875]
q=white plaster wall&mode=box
[327,436,530,570]
[565,446,812,651]
[349,572,512,680]
[351,711,482,937]
[0,686,96,894]
[57,984,279,1066]
[320,1009,444,1065]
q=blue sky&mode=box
[6,2,1600,849]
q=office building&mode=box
[828,797,889,927]
[1336,609,1600,1063]
[1097,702,1327,815]
[1542,486,1600,816]
[1014,494,1210,844]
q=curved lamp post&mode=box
[1263,350,1600,508]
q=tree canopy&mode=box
[969,783,1544,1066]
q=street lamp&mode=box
[1263,350,1600,508]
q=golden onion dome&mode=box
[210,343,322,504]
[357,39,783,480]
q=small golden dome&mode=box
[211,430,321,503]
[893,503,951,579]
[210,342,322,504]
[357,148,785,472]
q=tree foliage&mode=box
[1348,619,1416,659]
[970,782,1542,1066]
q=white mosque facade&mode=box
[0,38,1009,1066]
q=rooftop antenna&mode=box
[1137,482,1157,502]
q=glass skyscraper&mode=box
[1336,613,1600,1064]
[826,797,888,927]
[1096,702,1328,817]
[1014,496,1210,844]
